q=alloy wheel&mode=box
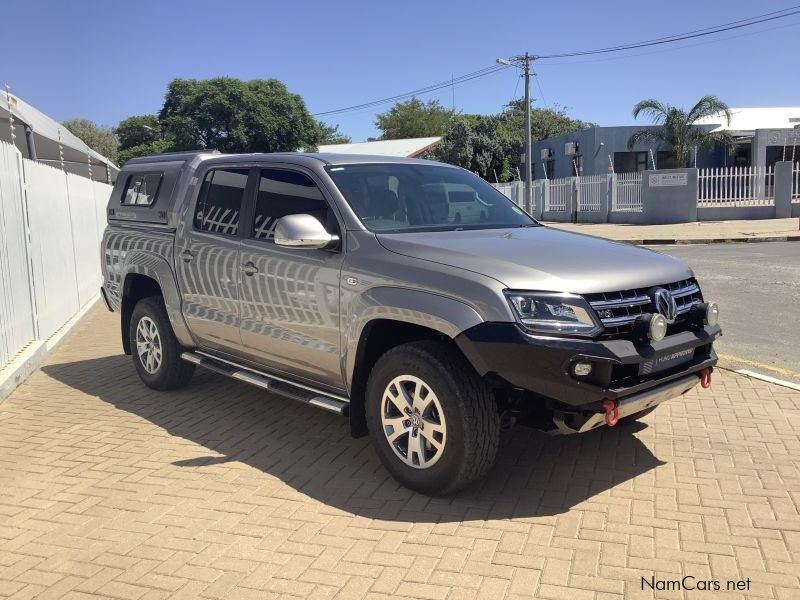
[381,375,447,469]
[135,316,162,374]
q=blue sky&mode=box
[5,1,799,141]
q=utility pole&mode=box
[497,53,536,209]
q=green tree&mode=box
[628,96,736,167]
[117,139,171,166]
[116,114,160,149]
[376,98,454,139]
[430,102,593,181]
[62,118,119,163]
[316,121,351,145]
[158,77,321,153]
[501,100,595,143]
[115,114,166,165]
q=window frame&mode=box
[191,166,254,239]
[245,166,342,246]
[120,171,163,207]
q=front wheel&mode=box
[365,341,500,496]
[129,296,194,390]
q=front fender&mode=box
[121,252,194,348]
[342,286,483,389]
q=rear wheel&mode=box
[365,341,500,496]
[129,296,194,390]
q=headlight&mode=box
[505,292,602,337]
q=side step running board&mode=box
[180,352,349,416]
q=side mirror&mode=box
[274,214,339,250]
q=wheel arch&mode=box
[120,255,192,353]
[344,287,484,438]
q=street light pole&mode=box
[498,53,536,209]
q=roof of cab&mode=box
[122,151,456,170]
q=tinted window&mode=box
[326,163,536,232]
[121,172,162,206]
[252,169,331,240]
[194,168,249,235]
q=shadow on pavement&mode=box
[43,355,664,522]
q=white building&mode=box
[317,136,441,158]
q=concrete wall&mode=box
[640,169,698,224]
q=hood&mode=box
[376,226,693,294]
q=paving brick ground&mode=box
[1,307,799,600]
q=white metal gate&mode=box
[546,177,572,212]
[612,172,643,212]
[576,174,607,212]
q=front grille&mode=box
[586,278,703,338]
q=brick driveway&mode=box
[1,308,799,600]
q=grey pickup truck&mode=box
[101,151,720,495]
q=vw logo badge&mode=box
[652,287,678,324]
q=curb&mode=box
[718,366,800,392]
[0,297,100,404]
[623,235,800,246]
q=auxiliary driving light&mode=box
[704,302,719,326]
[649,313,667,341]
[572,361,593,377]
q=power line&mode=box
[533,74,548,109]
[537,6,800,59]
[312,6,799,119]
[312,65,509,117]
[535,19,800,66]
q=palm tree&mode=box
[627,96,737,167]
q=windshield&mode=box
[325,163,538,233]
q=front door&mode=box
[238,167,344,390]
[176,167,251,353]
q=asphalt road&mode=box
[654,242,800,384]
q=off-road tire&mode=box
[129,296,194,390]
[365,340,500,496]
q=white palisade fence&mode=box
[698,165,774,206]
[612,172,643,212]
[0,140,111,371]
[546,176,572,212]
[577,174,606,212]
[793,163,799,202]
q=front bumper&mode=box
[455,321,720,409]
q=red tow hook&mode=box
[699,367,712,389]
[602,399,619,427]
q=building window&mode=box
[121,173,162,206]
[614,151,650,173]
[194,168,249,235]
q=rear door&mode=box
[176,167,252,353]
[237,167,345,390]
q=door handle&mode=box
[241,262,258,276]
[179,250,193,263]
